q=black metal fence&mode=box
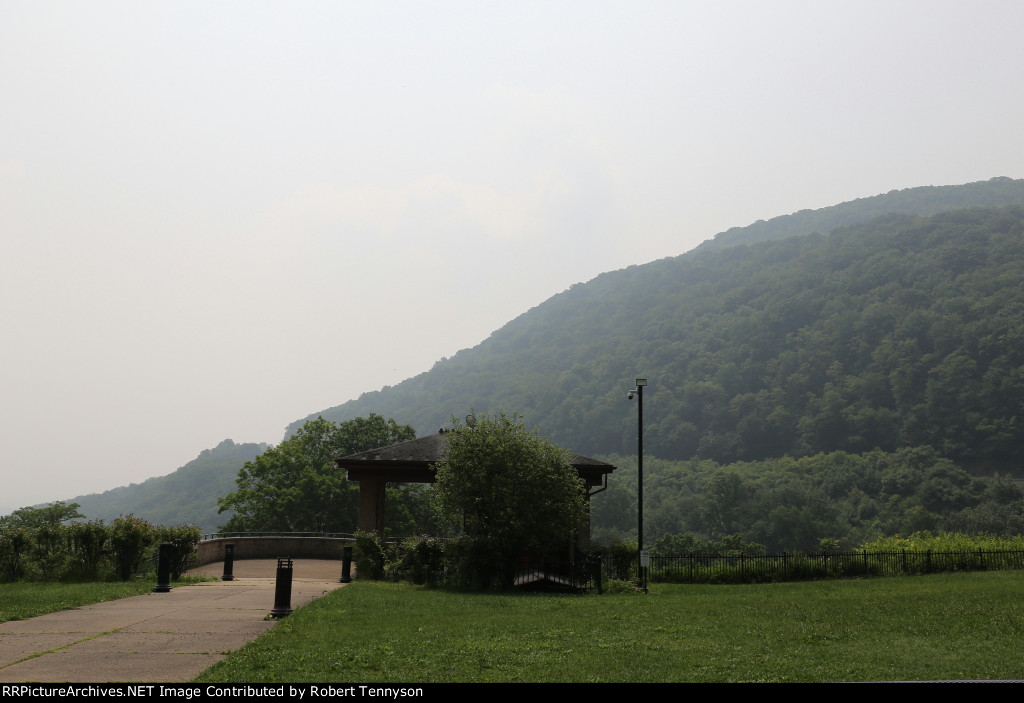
[602,549,1024,585]
[386,558,604,593]
[363,545,1024,590]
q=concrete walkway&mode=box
[0,560,346,683]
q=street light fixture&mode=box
[628,377,647,592]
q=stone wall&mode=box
[195,536,352,565]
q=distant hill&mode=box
[66,439,267,533]
[695,176,1024,252]
[31,178,1024,530]
[292,182,1024,474]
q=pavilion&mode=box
[335,430,616,547]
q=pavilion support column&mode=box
[357,480,386,534]
[575,494,592,554]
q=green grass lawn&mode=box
[0,581,156,622]
[194,571,1024,683]
[0,577,213,623]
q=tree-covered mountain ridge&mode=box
[63,439,267,533]
[297,185,1024,475]
[696,176,1024,253]
[24,177,1024,533]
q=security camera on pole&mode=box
[627,377,648,593]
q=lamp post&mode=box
[628,377,647,592]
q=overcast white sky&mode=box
[2,1,1022,513]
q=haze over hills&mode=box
[696,177,1024,253]
[293,178,1024,471]
[63,440,267,533]
[39,178,1024,532]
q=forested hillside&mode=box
[23,178,1024,547]
[66,439,266,533]
[296,202,1024,476]
[698,176,1024,252]
[591,448,1024,551]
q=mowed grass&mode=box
[195,571,1024,683]
[0,581,155,623]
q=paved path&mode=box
[0,560,345,683]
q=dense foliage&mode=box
[0,501,85,529]
[630,531,1024,585]
[858,531,1024,553]
[431,412,588,587]
[64,439,267,534]
[303,203,1024,476]
[0,509,200,582]
[697,176,1024,252]
[21,179,1024,552]
[591,448,1024,552]
[217,415,418,534]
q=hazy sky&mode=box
[2,1,1022,513]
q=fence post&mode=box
[340,545,353,584]
[221,543,235,581]
[153,543,172,593]
[271,557,294,618]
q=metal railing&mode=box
[201,532,355,541]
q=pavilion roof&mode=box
[335,431,615,487]
[337,431,614,468]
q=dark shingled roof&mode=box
[338,432,613,467]
[336,432,615,487]
[339,433,450,463]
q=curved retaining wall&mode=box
[195,536,352,565]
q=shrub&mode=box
[436,535,499,590]
[67,520,110,581]
[393,536,445,585]
[353,531,391,580]
[592,539,638,582]
[31,523,69,581]
[109,515,156,581]
[155,524,203,580]
[604,578,644,594]
[431,412,587,590]
[0,527,32,582]
[858,530,1024,552]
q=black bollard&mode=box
[270,557,294,618]
[154,543,172,593]
[221,543,235,581]
[339,545,353,583]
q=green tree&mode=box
[68,520,110,580]
[155,524,203,580]
[431,412,588,588]
[1,501,84,529]
[218,415,415,533]
[109,514,156,581]
[0,527,32,581]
